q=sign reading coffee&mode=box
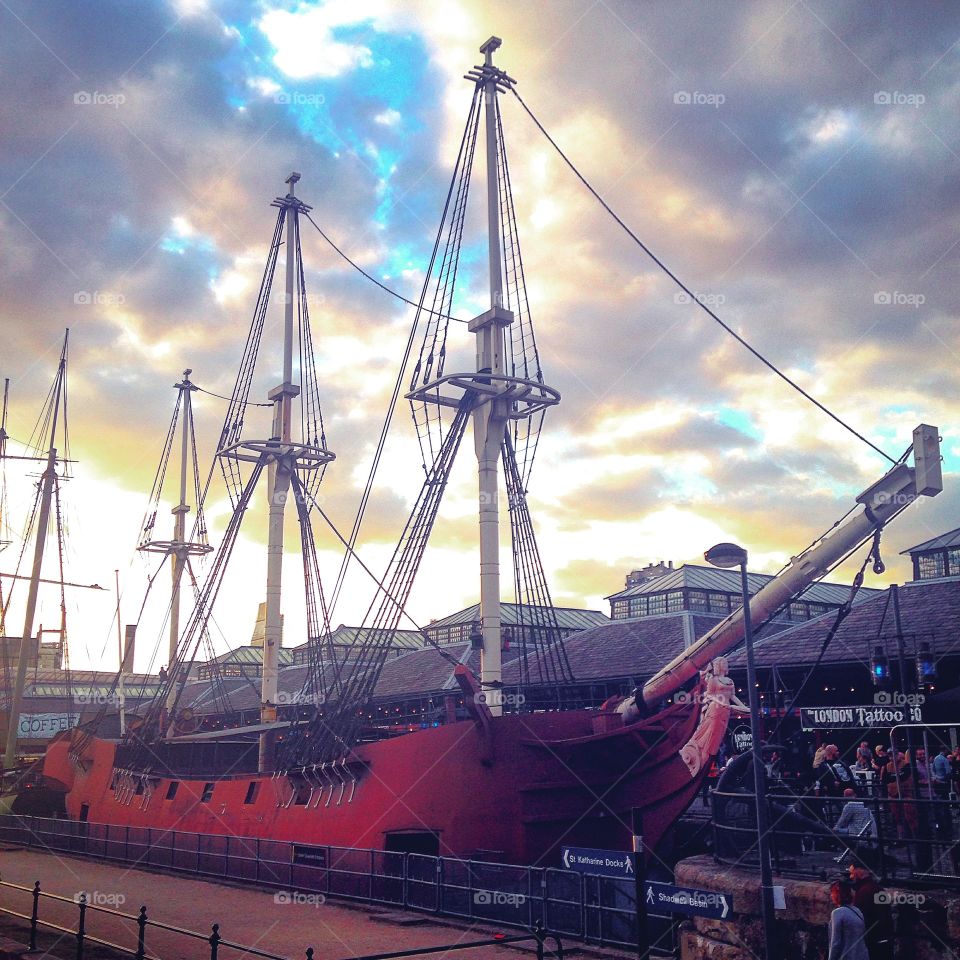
[800,703,923,731]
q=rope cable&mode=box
[509,88,896,465]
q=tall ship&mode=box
[39,39,943,865]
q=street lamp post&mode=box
[705,542,777,960]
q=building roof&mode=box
[426,602,609,632]
[182,642,526,714]
[900,527,960,555]
[205,645,295,668]
[159,579,960,714]
[606,563,881,608]
[728,579,960,670]
[290,624,424,652]
[498,611,794,686]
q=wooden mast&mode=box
[3,332,68,769]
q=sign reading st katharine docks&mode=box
[800,703,923,731]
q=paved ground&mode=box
[0,848,573,960]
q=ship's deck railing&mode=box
[0,815,676,955]
[710,786,960,888]
[0,872,563,960]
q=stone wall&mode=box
[675,856,960,959]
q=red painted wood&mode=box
[43,702,704,866]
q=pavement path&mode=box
[0,848,547,960]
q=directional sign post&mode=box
[644,881,732,920]
[560,845,635,879]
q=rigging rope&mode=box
[509,88,897,466]
[303,214,466,325]
[194,385,271,407]
[770,532,888,742]
[321,88,484,622]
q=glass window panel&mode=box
[688,590,708,612]
[918,553,945,579]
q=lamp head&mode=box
[704,542,748,568]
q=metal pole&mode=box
[891,585,913,764]
[475,36,507,716]
[75,893,86,960]
[632,808,649,960]
[30,880,39,952]
[4,335,66,768]
[741,560,777,960]
[116,570,125,737]
[136,906,147,960]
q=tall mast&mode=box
[3,331,68,769]
[169,371,198,670]
[261,172,302,770]
[0,378,9,554]
[139,368,211,710]
[474,36,509,716]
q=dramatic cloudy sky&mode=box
[1,0,958,673]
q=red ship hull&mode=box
[43,702,703,867]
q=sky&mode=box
[1,0,958,675]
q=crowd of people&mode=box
[708,735,957,958]
[812,741,960,849]
[813,740,960,806]
[812,739,959,958]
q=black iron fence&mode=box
[0,816,676,954]
[712,788,960,886]
[0,875,563,960]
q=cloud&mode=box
[1,0,958,669]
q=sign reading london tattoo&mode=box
[800,703,923,731]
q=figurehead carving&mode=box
[678,656,749,778]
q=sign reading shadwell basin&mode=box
[645,881,732,919]
[800,703,923,731]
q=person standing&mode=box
[932,746,951,794]
[828,880,869,960]
[871,745,888,780]
[885,750,918,841]
[849,855,895,960]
